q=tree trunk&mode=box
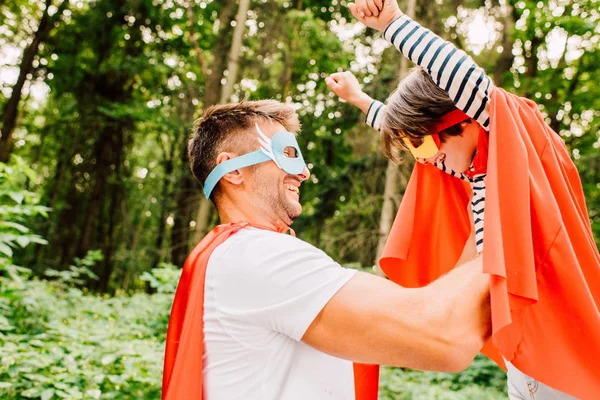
[153,138,176,268]
[203,0,238,106]
[190,0,250,245]
[171,0,237,264]
[220,0,251,103]
[522,36,542,97]
[374,0,416,274]
[493,3,515,86]
[185,0,208,76]
[281,0,303,99]
[0,0,67,162]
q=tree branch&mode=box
[185,0,208,76]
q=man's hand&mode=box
[325,71,374,114]
[348,0,403,32]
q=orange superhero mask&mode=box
[380,87,600,399]
[162,222,379,400]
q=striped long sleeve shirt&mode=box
[365,14,492,254]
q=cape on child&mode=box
[327,1,600,398]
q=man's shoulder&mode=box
[211,227,327,266]
[226,227,319,252]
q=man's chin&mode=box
[285,201,302,222]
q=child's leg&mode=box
[505,360,578,400]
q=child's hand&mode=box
[325,71,375,115]
[348,0,403,32]
[325,71,364,104]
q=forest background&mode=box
[1,0,598,398]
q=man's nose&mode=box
[416,157,429,165]
[298,165,311,181]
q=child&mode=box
[327,1,600,398]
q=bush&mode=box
[379,357,507,399]
[0,157,49,267]
[0,264,175,399]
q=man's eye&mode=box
[284,146,298,158]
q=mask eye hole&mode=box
[409,137,424,148]
[283,146,298,158]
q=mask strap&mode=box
[431,109,471,134]
[203,150,271,200]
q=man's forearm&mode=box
[424,256,491,367]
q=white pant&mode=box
[505,360,578,400]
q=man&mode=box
[161,100,491,400]
[326,1,600,399]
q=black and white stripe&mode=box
[365,100,385,130]
[383,14,493,131]
[469,172,487,253]
[433,161,487,254]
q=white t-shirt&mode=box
[203,227,357,400]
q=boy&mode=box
[327,0,600,398]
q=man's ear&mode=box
[216,152,244,186]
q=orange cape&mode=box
[162,222,378,400]
[380,87,600,399]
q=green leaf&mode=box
[0,221,30,233]
[42,388,55,400]
[0,243,13,257]
[29,236,48,245]
[85,389,102,399]
[16,236,31,248]
[0,382,12,388]
[21,387,42,398]
[101,354,117,365]
[8,191,24,204]
[54,389,70,398]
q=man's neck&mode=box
[217,198,287,232]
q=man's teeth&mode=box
[285,184,299,193]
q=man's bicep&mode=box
[301,271,452,370]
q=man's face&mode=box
[245,121,310,225]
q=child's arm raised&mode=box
[325,71,386,132]
[349,0,493,131]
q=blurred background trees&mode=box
[2,0,598,291]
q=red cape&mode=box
[162,222,378,400]
[380,87,600,399]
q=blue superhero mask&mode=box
[203,123,307,199]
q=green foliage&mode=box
[0,264,173,399]
[0,157,49,262]
[140,263,180,294]
[44,250,102,286]
[379,356,507,399]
